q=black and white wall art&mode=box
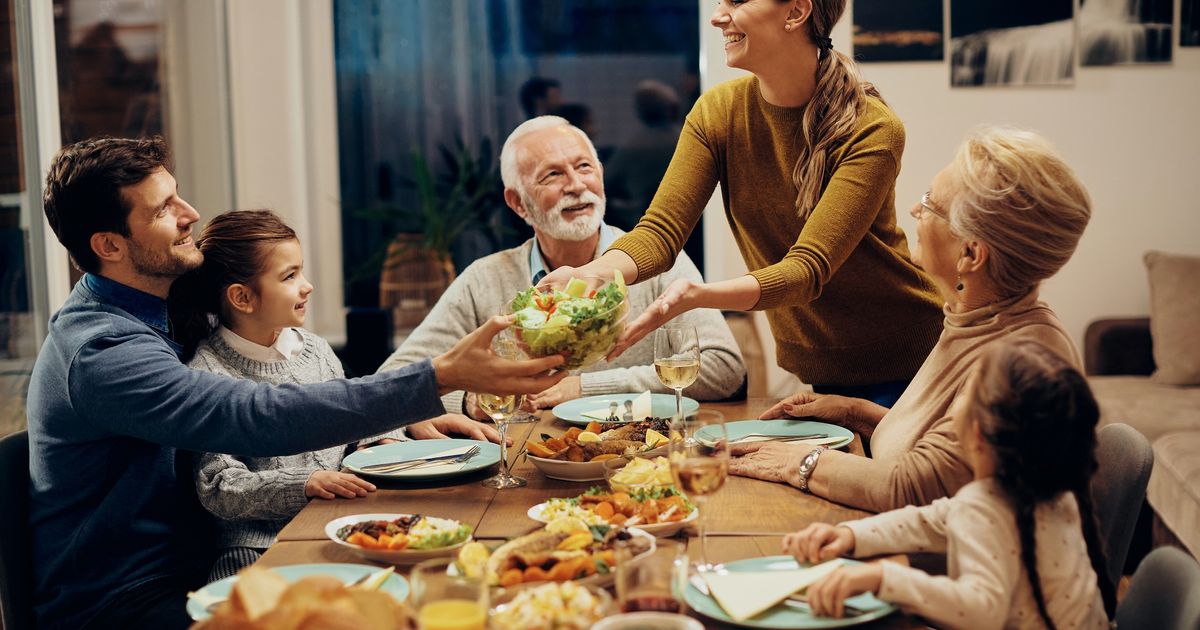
[1080,0,1173,65]
[950,0,1075,87]
[853,0,944,62]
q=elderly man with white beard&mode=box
[379,116,745,418]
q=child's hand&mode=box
[304,470,376,500]
[806,564,883,618]
[782,523,855,563]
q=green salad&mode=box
[509,272,628,370]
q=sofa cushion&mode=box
[1145,250,1200,385]
[1147,432,1200,558]
[1090,376,1200,442]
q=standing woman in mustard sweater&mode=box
[540,0,942,404]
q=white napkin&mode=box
[580,391,652,422]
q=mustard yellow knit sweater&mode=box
[610,76,942,385]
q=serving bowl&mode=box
[506,278,629,371]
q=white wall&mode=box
[224,0,345,343]
[699,0,1200,395]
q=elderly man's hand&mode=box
[727,441,805,487]
[527,376,582,409]
[608,277,701,361]
[408,413,509,446]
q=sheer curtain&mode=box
[335,0,527,304]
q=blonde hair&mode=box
[793,0,883,220]
[948,126,1091,297]
[500,116,598,195]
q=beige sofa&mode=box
[1087,318,1200,559]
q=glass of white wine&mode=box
[654,324,700,427]
[477,332,527,489]
[668,409,727,572]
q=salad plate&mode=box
[342,438,500,480]
[695,420,854,450]
[683,556,895,628]
[186,563,409,621]
[325,513,473,564]
[553,393,699,427]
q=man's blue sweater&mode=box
[26,274,446,628]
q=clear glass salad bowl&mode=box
[505,276,629,371]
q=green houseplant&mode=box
[356,137,503,326]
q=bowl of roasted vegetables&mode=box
[525,419,672,482]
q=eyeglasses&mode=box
[918,192,949,222]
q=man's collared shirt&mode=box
[81,272,171,334]
[528,222,619,285]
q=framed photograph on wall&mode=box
[950,0,1074,87]
[1080,0,1172,65]
[853,0,943,62]
[1184,0,1200,46]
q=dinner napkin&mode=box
[702,559,844,621]
[580,391,652,422]
[360,444,476,476]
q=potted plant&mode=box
[355,137,503,328]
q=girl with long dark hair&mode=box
[782,339,1113,628]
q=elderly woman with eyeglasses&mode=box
[729,126,1091,513]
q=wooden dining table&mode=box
[252,398,929,629]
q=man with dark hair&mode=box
[518,76,562,119]
[27,137,565,629]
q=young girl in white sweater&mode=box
[784,339,1114,629]
[171,209,400,579]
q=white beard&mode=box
[521,190,606,242]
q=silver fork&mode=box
[729,433,828,444]
[362,445,481,474]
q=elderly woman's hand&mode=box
[760,392,889,435]
[727,441,806,486]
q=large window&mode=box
[333,0,701,314]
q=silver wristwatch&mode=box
[796,446,827,493]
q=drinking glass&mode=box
[411,557,488,630]
[615,537,689,614]
[654,324,700,427]
[668,409,728,572]
[477,331,527,488]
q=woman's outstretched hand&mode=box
[607,277,699,360]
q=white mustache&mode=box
[550,190,603,214]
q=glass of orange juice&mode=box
[411,557,488,630]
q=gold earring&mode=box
[956,276,964,292]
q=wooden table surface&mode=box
[258,398,928,629]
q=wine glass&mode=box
[477,331,527,489]
[668,409,727,572]
[654,324,700,428]
[411,557,488,630]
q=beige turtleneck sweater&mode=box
[817,291,1080,512]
